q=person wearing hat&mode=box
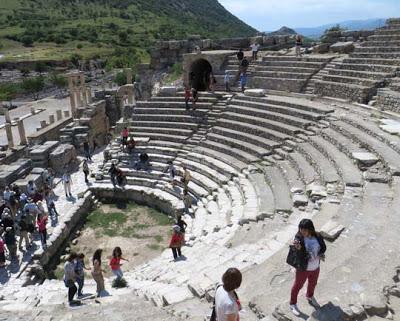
[169,225,184,261]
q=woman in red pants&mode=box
[289,219,326,316]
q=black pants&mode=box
[252,51,257,60]
[171,247,182,259]
[84,170,89,183]
[68,284,77,302]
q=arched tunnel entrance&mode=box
[189,59,213,91]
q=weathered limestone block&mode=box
[159,86,177,96]
[49,144,77,173]
[330,41,355,54]
[361,293,388,316]
[313,43,330,54]
[320,220,345,241]
[244,89,266,97]
[352,152,379,167]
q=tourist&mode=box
[32,188,44,203]
[0,235,5,267]
[127,138,136,154]
[83,159,90,184]
[36,200,46,215]
[184,87,191,110]
[45,168,55,190]
[64,252,79,306]
[83,141,92,161]
[91,249,105,297]
[109,246,129,281]
[182,190,192,215]
[176,216,187,241]
[224,71,231,92]
[295,34,303,58]
[191,88,198,109]
[213,268,242,321]
[137,152,150,171]
[23,201,37,243]
[26,180,37,197]
[209,73,217,93]
[240,73,247,93]
[121,127,129,150]
[12,184,22,212]
[48,200,59,225]
[167,161,177,186]
[116,168,126,186]
[288,219,326,316]
[18,213,31,251]
[3,186,17,218]
[19,192,28,210]
[108,163,118,187]
[181,166,191,190]
[75,253,90,298]
[251,42,260,60]
[62,171,72,198]
[236,49,244,63]
[240,57,249,74]
[36,212,48,249]
[0,209,14,230]
[169,225,184,261]
[133,81,142,100]
[4,226,17,261]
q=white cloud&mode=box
[219,0,400,30]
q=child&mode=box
[184,87,191,110]
[75,253,90,297]
[109,247,128,280]
[0,235,5,267]
[37,213,48,249]
[169,226,184,261]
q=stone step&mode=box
[223,112,303,136]
[133,127,193,136]
[171,163,220,193]
[375,28,400,35]
[130,121,199,130]
[133,132,189,143]
[131,114,204,123]
[308,136,363,187]
[257,60,325,69]
[252,71,311,79]
[211,126,281,150]
[193,146,250,171]
[351,52,400,59]
[361,40,400,47]
[229,98,323,121]
[134,108,209,115]
[252,76,307,92]
[206,132,271,158]
[254,65,318,73]
[286,151,320,184]
[276,160,306,192]
[263,166,293,213]
[327,68,389,80]
[314,80,374,104]
[136,101,213,109]
[185,151,239,178]
[342,57,400,66]
[261,56,329,63]
[332,121,400,175]
[248,172,275,218]
[337,63,398,73]
[150,96,218,103]
[320,128,366,157]
[368,35,400,41]
[296,142,340,184]
[322,74,381,87]
[355,46,400,53]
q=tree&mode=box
[21,35,34,47]
[22,76,45,100]
[50,73,68,95]
[0,83,19,108]
[114,72,127,86]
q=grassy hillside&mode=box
[0,0,257,65]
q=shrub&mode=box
[21,35,34,47]
[76,43,83,49]
[112,277,128,288]
[114,72,127,86]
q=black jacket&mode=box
[293,232,326,271]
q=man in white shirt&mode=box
[250,43,260,60]
[62,172,72,198]
[224,71,231,92]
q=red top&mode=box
[169,232,184,248]
[122,129,129,138]
[109,257,121,270]
[37,216,47,232]
[0,239,4,252]
[184,90,191,99]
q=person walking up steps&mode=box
[109,246,129,281]
[295,34,303,58]
[121,127,129,151]
[212,268,242,321]
[184,87,191,110]
[91,249,105,297]
[64,252,80,306]
[62,171,72,198]
[287,219,326,316]
[182,166,191,190]
[75,253,90,298]
[236,48,244,64]
[251,42,260,60]
[224,71,231,92]
[169,225,184,261]
[36,212,48,249]
[83,160,90,184]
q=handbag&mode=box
[286,245,303,269]
[64,279,75,288]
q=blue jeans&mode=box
[76,277,84,296]
[112,268,123,280]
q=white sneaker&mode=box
[290,304,301,316]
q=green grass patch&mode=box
[147,244,161,251]
[154,235,163,243]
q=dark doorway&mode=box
[189,59,213,91]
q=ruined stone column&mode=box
[75,88,83,108]
[5,123,14,149]
[31,107,36,115]
[125,68,133,84]
[86,87,92,104]
[17,119,27,145]
[3,108,11,123]
[56,109,63,121]
[127,85,134,105]
[80,73,87,106]
[49,115,55,124]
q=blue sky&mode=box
[218,0,400,31]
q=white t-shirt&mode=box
[304,236,321,271]
[215,286,239,321]
[251,44,260,52]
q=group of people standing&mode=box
[63,247,129,306]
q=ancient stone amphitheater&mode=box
[2,18,400,321]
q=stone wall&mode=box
[321,30,375,44]
[314,81,375,104]
[375,89,400,113]
[27,117,73,145]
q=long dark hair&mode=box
[112,246,122,258]
[93,249,102,264]
[298,219,317,237]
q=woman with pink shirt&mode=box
[37,213,48,249]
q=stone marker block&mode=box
[159,86,177,96]
[330,41,355,54]
[244,89,266,97]
[352,152,379,166]
[320,220,345,242]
